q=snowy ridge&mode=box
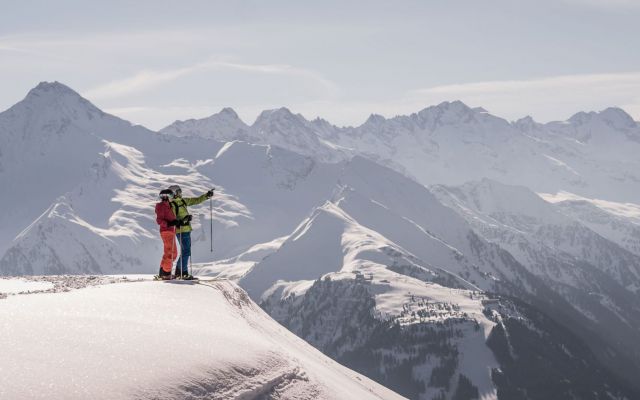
[240,155,543,301]
[0,276,404,400]
[245,202,501,399]
[541,191,640,257]
[163,107,346,162]
[432,179,640,293]
[160,107,252,142]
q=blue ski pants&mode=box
[175,231,191,275]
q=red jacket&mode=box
[155,200,177,232]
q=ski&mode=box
[152,275,195,281]
[152,275,227,283]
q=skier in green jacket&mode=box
[168,185,214,279]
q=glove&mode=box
[168,219,181,227]
[182,215,193,224]
[206,189,214,198]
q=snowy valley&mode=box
[2,82,640,399]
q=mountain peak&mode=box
[568,107,636,129]
[363,113,386,126]
[160,106,249,140]
[254,107,308,127]
[218,107,239,118]
[416,100,474,118]
[19,81,104,119]
[513,115,541,132]
[411,100,490,129]
[26,81,84,101]
[437,100,473,112]
[258,106,293,118]
[599,107,636,129]
[205,107,245,125]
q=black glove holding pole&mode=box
[206,188,215,198]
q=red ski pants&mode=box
[160,230,178,273]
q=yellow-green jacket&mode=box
[170,193,208,234]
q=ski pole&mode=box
[171,224,176,278]
[210,189,215,253]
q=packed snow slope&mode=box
[0,276,405,400]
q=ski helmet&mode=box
[159,188,173,200]
[168,185,181,197]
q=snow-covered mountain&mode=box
[162,100,640,204]
[239,156,528,299]
[162,107,346,162]
[264,276,635,400]
[238,157,640,398]
[239,195,635,399]
[540,191,640,258]
[4,81,640,398]
[338,103,640,203]
[431,179,640,388]
[0,276,404,400]
[0,140,217,274]
[0,81,218,256]
[159,107,252,141]
[0,137,347,274]
[0,83,341,273]
[432,179,640,294]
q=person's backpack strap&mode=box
[171,198,188,218]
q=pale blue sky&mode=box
[2,0,640,129]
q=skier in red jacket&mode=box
[155,189,181,279]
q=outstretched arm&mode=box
[183,192,209,206]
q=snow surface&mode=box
[0,276,404,400]
[0,277,53,294]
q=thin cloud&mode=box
[85,59,341,101]
[410,72,640,122]
[413,72,640,95]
